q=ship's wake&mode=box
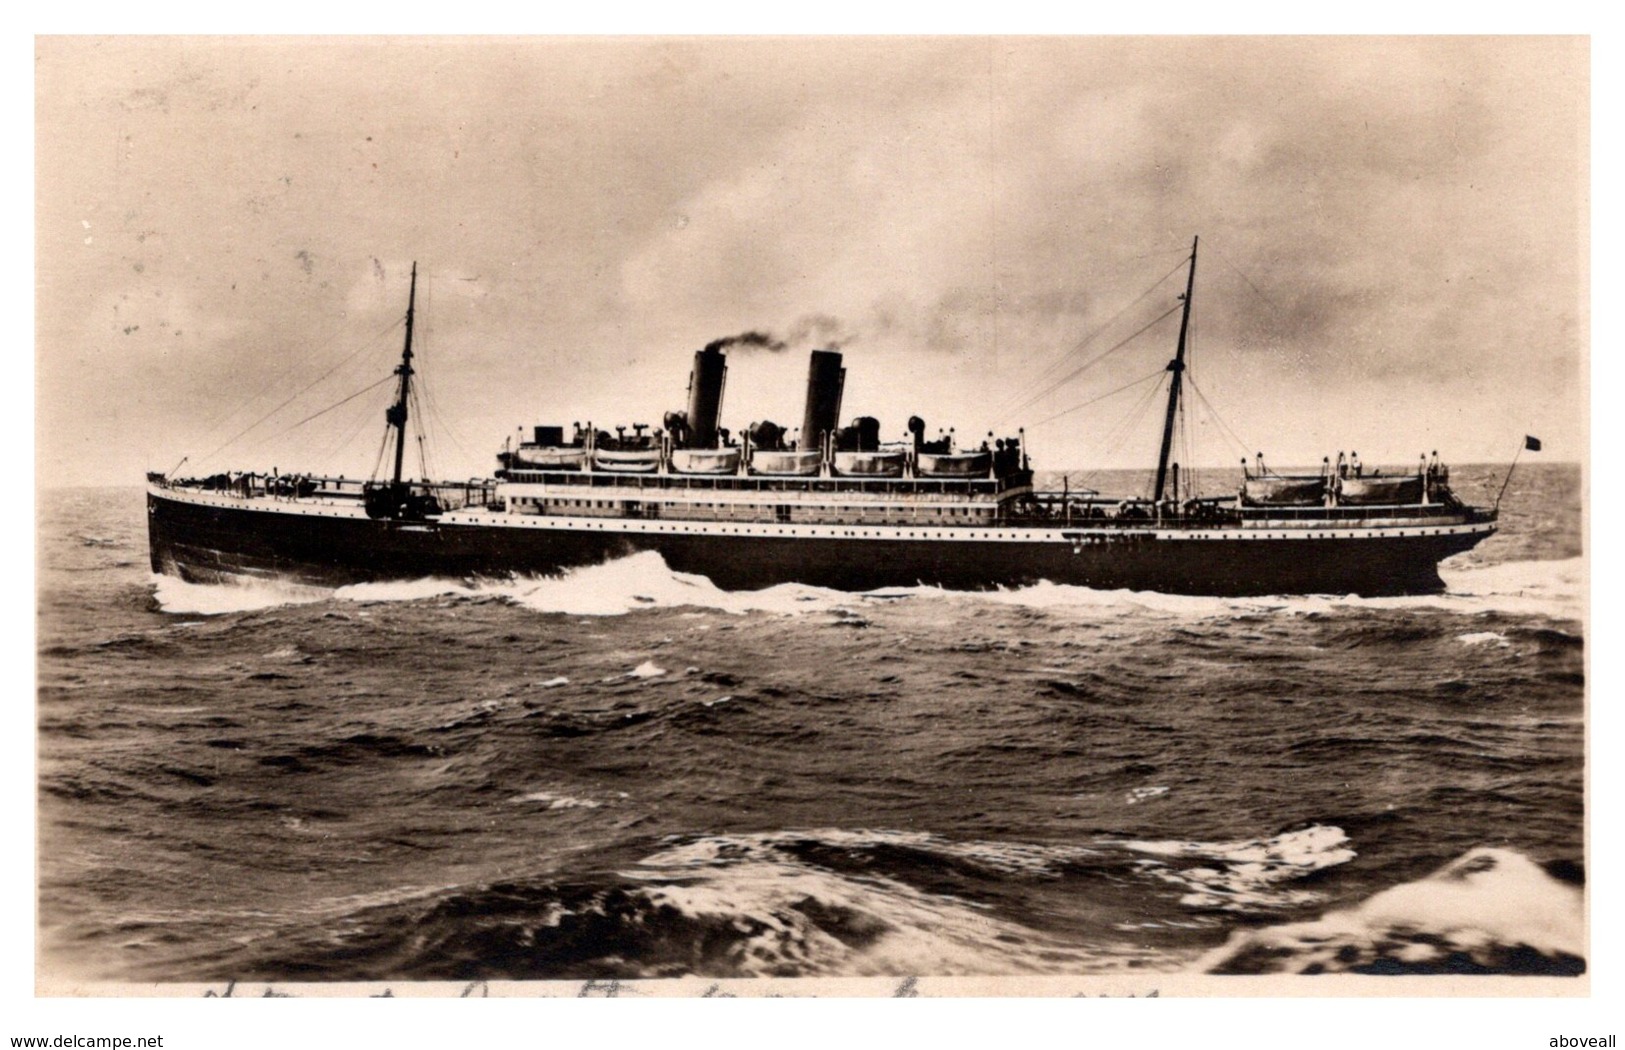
[150,573,335,615]
[148,554,852,617]
[149,552,1583,623]
[913,556,1584,623]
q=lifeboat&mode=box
[1337,475,1425,505]
[916,451,991,478]
[749,450,823,476]
[1240,476,1326,507]
[507,446,587,471]
[833,451,906,477]
[592,448,662,473]
[670,448,742,475]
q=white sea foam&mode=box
[1457,631,1510,647]
[537,676,570,688]
[491,552,854,617]
[619,824,1370,975]
[642,827,1102,880]
[1355,556,1585,621]
[509,791,601,810]
[150,573,331,615]
[152,552,1584,623]
[625,830,1144,976]
[1197,847,1584,974]
[903,557,1585,624]
[1118,825,1358,911]
[333,578,473,603]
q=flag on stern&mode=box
[1525,435,1543,452]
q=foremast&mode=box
[364,262,437,520]
[1153,236,1198,503]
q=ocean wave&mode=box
[148,553,860,618]
[1115,825,1357,912]
[941,558,1584,622]
[492,552,853,617]
[150,573,332,615]
[638,828,1100,879]
[620,836,1108,977]
[508,791,602,810]
[92,821,1527,981]
[1197,847,1584,975]
[235,827,1146,980]
[1359,556,1585,621]
[620,825,1358,968]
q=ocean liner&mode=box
[146,241,1500,596]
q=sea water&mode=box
[35,464,1584,982]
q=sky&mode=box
[35,36,1588,487]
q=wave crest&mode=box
[1198,847,1585,975]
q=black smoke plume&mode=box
[704,330,787,354]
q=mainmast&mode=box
[1153,236,1198,502]
[386,262,418,488]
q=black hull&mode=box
[147,491,1491,597]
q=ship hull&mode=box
[148,488,1493,597]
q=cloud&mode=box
[35,37,1586,484]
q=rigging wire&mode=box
[1210,244,1281,314]
[1180,297,1198,498]
[990,257,1189,421]
[408,385,436,481]
[995,302,1183,426]
[1070,370,1173,493]
[1027,366,1169,429]
[407,274,451,481]
[370,422,392,483]
[419,373,476,465]
[1177,397,1195,499]
[270,373,398,439]
[1185,375,1254,465]
[194,331,400,469]
[409,273,487,474]
[413,389,426,480]
[411,308,475,468]
[1109,373,1172,454]
[318,389,390,464]
[193,314,404,441]
[1128,244,1203,261]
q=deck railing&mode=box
[154,473,498,511]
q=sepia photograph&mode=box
[28,28,1595,1039]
